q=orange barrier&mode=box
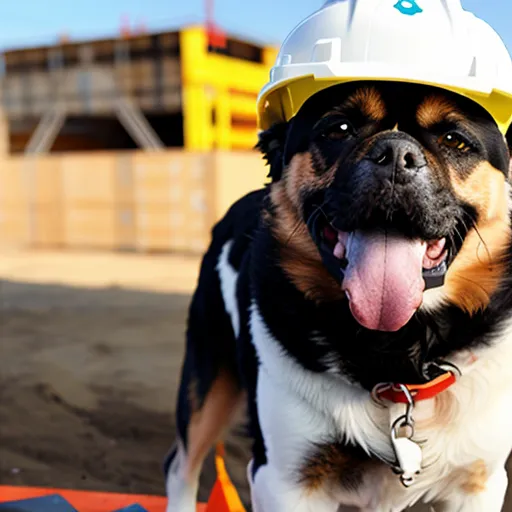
[0,487,172,511]
[1,464,240,511]
[0,447,243,512]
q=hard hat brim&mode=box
[257,73,512,135]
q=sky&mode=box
[0,0,510,52]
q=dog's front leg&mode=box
[165,440,200,512]
[436,466,507,512]
[248,461,340,512]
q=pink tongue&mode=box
[342,231,426,332]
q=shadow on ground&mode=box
[0,279,510,510]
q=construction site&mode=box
[1,2,512,512]
[0,14,274,254]
[0,5,271,510]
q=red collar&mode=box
[374,371,457,404]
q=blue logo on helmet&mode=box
[394,0,423,16]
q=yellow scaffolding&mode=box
[180,26,278,151]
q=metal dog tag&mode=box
[392,437,423,487]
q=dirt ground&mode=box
[0,250,511,510]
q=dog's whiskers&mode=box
[471,222,492,264]
[453,273,491,299]
[456,214,494,265]
[451,226,465,247]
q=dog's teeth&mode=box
[334,241,345,259]
[426,238,446,260]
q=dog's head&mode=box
[258,82,511,332]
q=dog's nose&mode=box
[368,138,427,174]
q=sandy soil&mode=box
[0,250,510,510]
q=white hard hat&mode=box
[257,0,512,135]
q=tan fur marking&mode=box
[459,460,489,495]
[451,163,508,221]
[324,87,386,122]
[444,164,510,314]
[417,95,464,129]
[348,87,387,121]
[284,153,336,214]
[299,443,371,493]
[185,370,244,480]
[269,180,344,302]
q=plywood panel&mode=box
[1,157,62,206]
[0,206,31,247]
[116,203,136,250]
[115,155,135,204]
[135,204,173,251]
[134,204,209,253]
[61,153,118,204]
[63,205,117,249]
[33,202,64,247]
[213,150,268,221]
[132,151,213,253]
[179,153,215,251]
[32,157,62,203]
[132,152,177,204]
[63,202,136,251]
[114,154,136,250]
[0,159,29,206]
[0,149,270,254]
[133,152,181,251]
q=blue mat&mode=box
[0,495,149,512]
[113,506,148,512]
[0,495,78,512]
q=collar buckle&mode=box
[372,370,457,405]
[371,369,458,487]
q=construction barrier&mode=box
[0,448,245,512]
[0,150,269,254]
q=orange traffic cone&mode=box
[205,444,246,512]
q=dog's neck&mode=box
[250,220,512,391]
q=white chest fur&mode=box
[249,302,512,511]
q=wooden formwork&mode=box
[0,149,269,254]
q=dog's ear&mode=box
[256,122,289,182]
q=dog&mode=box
[165,81,512,511]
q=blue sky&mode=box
[0,0,510,52]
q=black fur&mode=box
[256,122,289,182]
[168,82,512,492]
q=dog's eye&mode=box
[323,120,355,140]
[438,132,471,152]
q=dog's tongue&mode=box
[342,231,426,332]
